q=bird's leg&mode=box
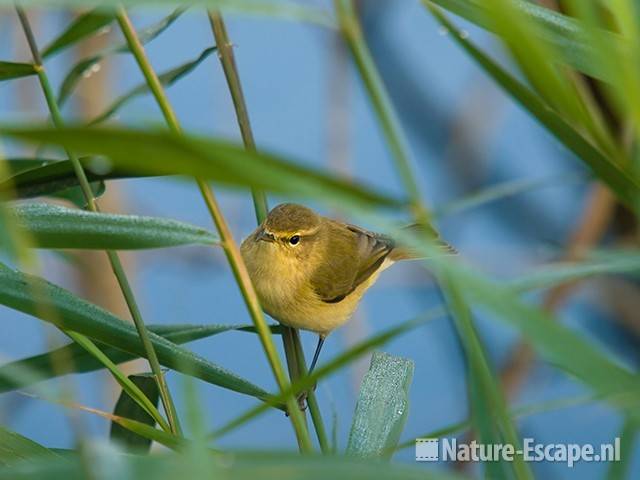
[295,335,325,410]
[308,335,325,376]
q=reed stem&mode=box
[208,10,329,452]
[115,6,312,452]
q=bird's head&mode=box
[253,204,322,255]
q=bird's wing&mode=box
[310,222,395,304]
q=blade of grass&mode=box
[89,46,217,125]
[0,262,273,402]
[211,308,443,439]
[58,6,188,105]
[440,276,531,479]
[0,157,148,200]
[0,425,60,466]
[334,0,427,222]
[0,323,275,393]
[0,61,37,81]
[1,126,404,210]
[15,5,181,435]
[429,0,623,83]
[425,5,640,212]
[66,331,171,432]
[42,8,113,58]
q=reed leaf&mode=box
[9,203,219,250]
[1,127,404,209]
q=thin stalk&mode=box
[15,6,181,436]
[291,329,329,453]
[115,7,312,452]
[208,10,329,451]
[334,0,428,222]
[208,11,268,221]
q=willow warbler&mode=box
[240,203,451,373]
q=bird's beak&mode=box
[256,228,276,243]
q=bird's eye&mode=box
[289,235,300,246]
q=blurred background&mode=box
[0,1,638,478]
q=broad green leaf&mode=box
[0,450,463,480]
[0,157,145,201]
[58,7,187,105]
[0,61,37,81]
[2,127,404,209]
[0,323,276,393]
[0,425,60,466]
[425,6,640,212]
[110,374,160,452]
[9,203,219,250]
[346,351,414,459]
[429,0,623,83]
[90,47,216,125]
[0,262,272,402]
[42,8,114,58]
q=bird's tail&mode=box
[389,223,457,261]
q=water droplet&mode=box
[460,30,469,39]
[99,25,111,35]
[91,63,101,74]
[82,69,93,79]
[88,156,112,175]
[438,26,449,36]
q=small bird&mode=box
[240,203,451,376]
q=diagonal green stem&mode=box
[334,0,429,223]
[115,6,312,453]
[208,10,329,452]
[15,5,181,436]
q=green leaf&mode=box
[58,7,187,105]
[67,331,170,432]
[212,309,443,439]
[42,8,114,58]
[0,425,60,466]
[429,0,623,84]
[90,47,217,125]
[425,6,640,212]
[0,323,275,393]
[1,127,404,209]
[434,173,586,218]
[9,203,219,250]
[0,262,272,402]
[441,276,530,479]
[509,249,640,293]
[346,351,414,459]
[0,450,463,480]
[0,158,107,209]
[110,374,160,452]
[0,61,37,81]
[0,157,145,201]
[442,261,640,421]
